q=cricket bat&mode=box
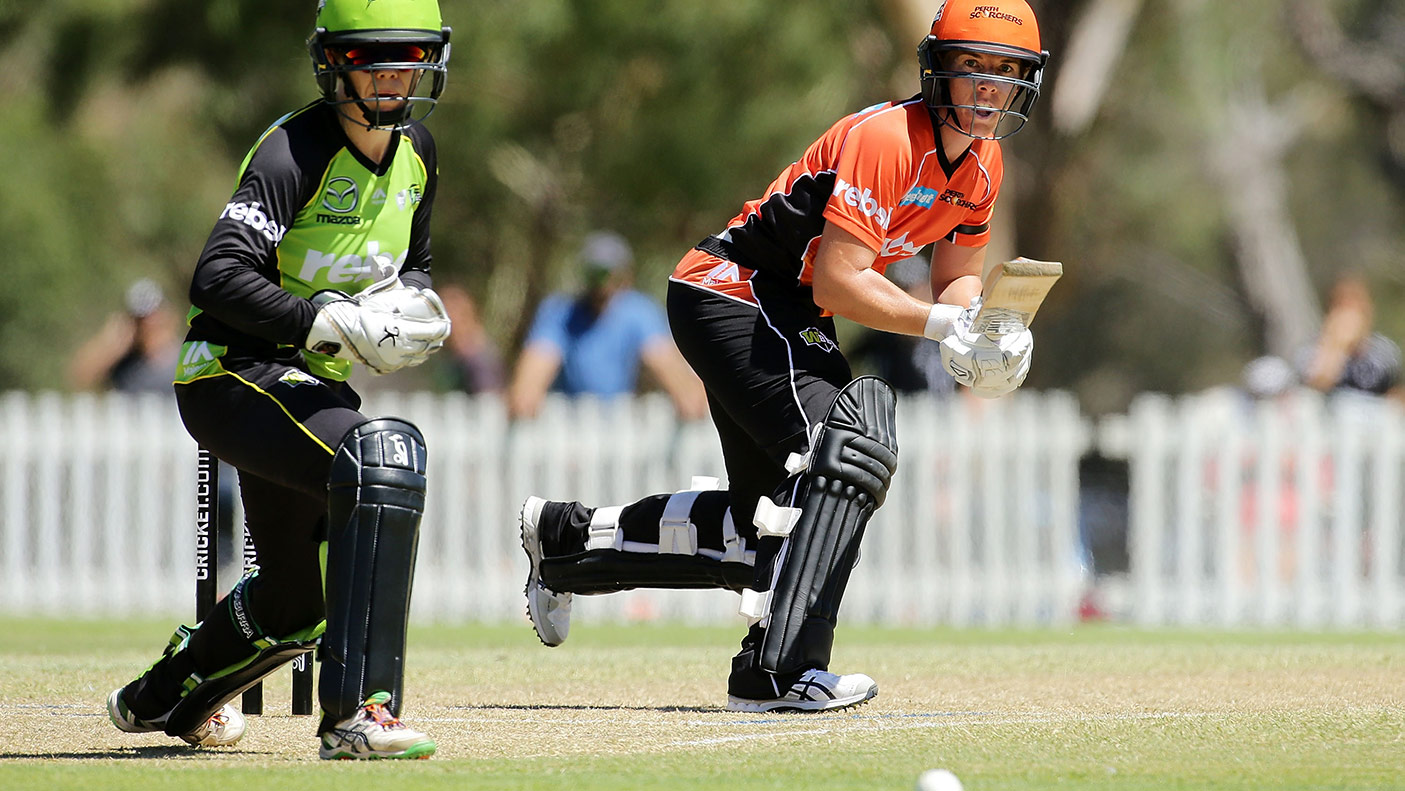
[969,257,1063,337]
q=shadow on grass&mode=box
[0,746,267,760]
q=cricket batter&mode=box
[108,0,452,759]
[521,0,1050,711]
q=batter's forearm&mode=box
[814,267,935,337]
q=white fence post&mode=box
[2,392,31,613]
[1368,403,1404,628]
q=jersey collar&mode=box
[322,103,402,176]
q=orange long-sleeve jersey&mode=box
[672,96,1002,305]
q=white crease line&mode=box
[420,715,655,725]
[418,712,951,726]
[676,728,835,745]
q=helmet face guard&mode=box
[918,38,1046,141]
[310,28,451,130]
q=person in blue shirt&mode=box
[68,279,182,394]
[507,231,706,419]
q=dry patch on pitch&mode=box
[416,640,1402,762]
[3,636,1400,764]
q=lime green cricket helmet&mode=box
[308,0,451,129]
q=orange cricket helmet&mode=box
[917,0,1049,140]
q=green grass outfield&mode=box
[1,618,1401,790]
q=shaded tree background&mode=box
[2,0,1401,413]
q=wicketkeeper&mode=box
[109,0,452,759]
[521,0,1050,712]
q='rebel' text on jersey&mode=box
[218,201,289,244]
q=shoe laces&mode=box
[362,693,405,730]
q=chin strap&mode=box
[336,72,420,130]
[340,85,409,130]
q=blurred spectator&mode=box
[847,255,956,396]
[67,278,181,393]
[507,231,707,419]
[1242,354,1299,401]
[434,283,506,394]
[1297,274,1401,397]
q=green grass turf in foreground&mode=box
[0,618,1401,790]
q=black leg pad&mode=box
[541,551,754,594]
[164,642,315,736]
[757,377,898,674]
[319,417,427,720]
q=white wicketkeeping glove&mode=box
[352,278,452,366]
[305,286,452,375]
[938,323,1034,399]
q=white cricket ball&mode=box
[916,768,964,791]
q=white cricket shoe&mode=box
[726,669,879,713]
[520,496,572,647]
[107,686,246,747]
[319,691,436,760]
[181,703,247,746]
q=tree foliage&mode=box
[3,1,1402,411]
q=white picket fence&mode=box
[1103,388,1405,629]
[6,388,1402,629]
[0,389,1089,627]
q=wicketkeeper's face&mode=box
[332,46,429,113]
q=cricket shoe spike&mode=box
[725,668,878,713]
[107,686,246,747]
[520,496,573,646]
[319,691,436,760]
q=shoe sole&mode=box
[320,740,437,760]
[520,496,569,647]
[182,732,245,747]
[725,684,878,713]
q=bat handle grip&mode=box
[973,308,1028,339]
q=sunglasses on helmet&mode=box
[339,44,432,67]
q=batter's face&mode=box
[942,50,1028,138]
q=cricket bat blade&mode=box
[969,257,1063,336]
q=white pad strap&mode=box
[783,452,809,476]
[753,497,801,539]
[658,491,701,555]
[783,423,826,476]
[738,588,773,627]
[586,505,625,551]
[719,508,749,564]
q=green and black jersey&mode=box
[176,101,439,383]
